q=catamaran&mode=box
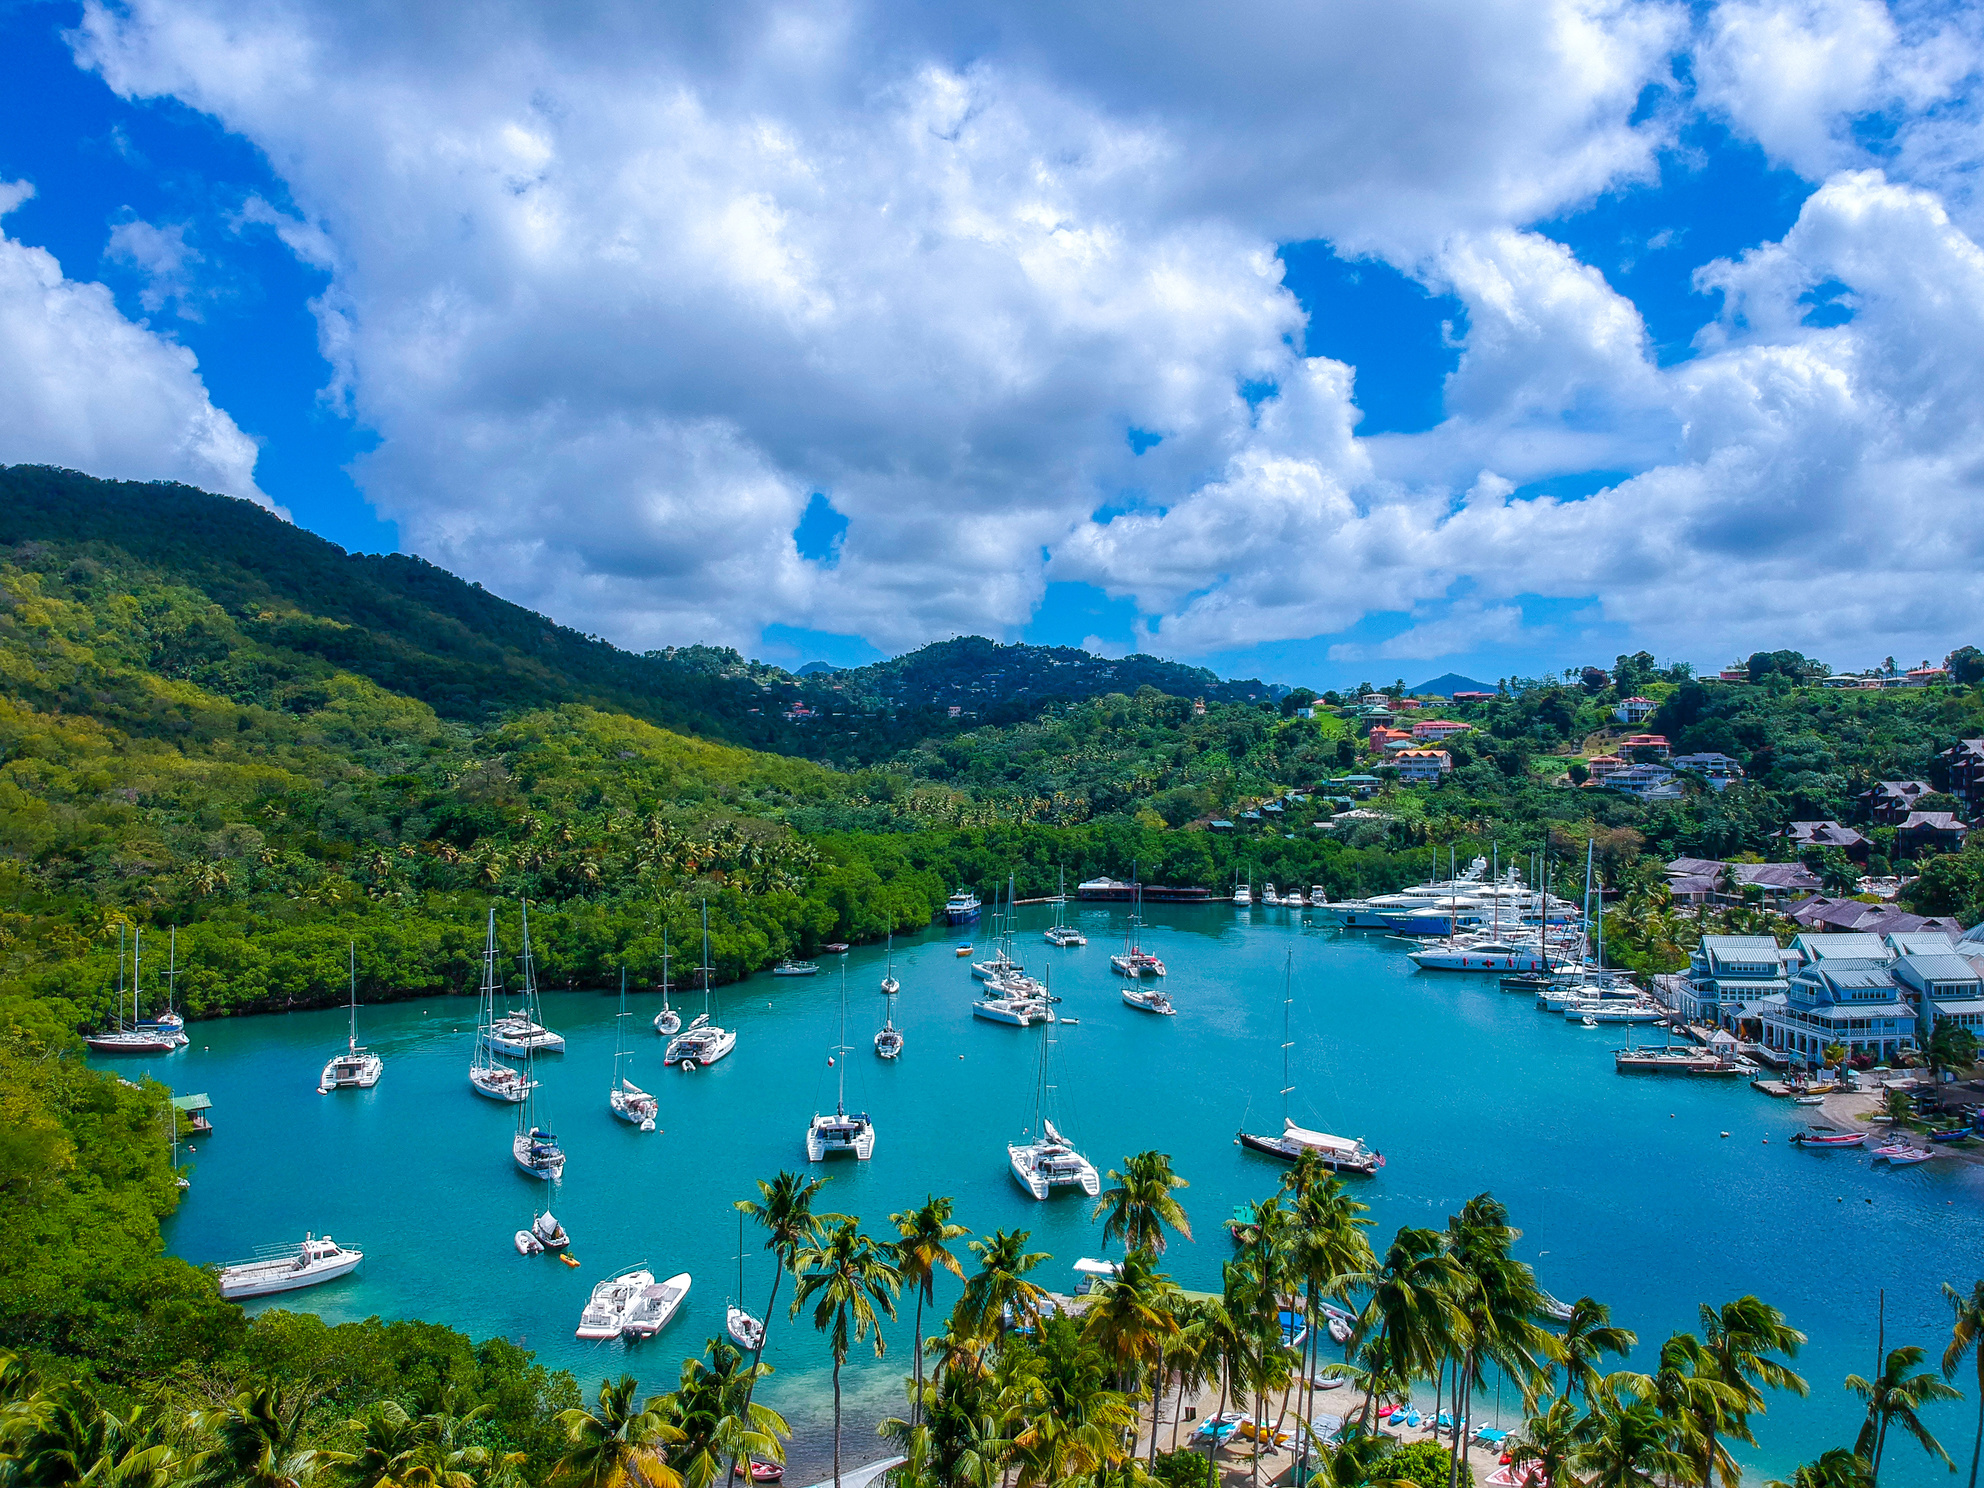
[1007,1017,1098,1199]
[1045,868,1086,946]
[576,1264,655,1339]
[217,1234,362,1298]
[319,942,384,1093]
[512,911,566,1181]
[486,899,564,1056]
[972,877,1026,980]
[665,900,737,1069]
[807,967,875,1160]
[85,926,180,1055]
[972,967,1055,1026]
[1238,951,1384,1175]
[727,1210,766,1350]
[653,928,681,1036]
[1108,880,1166,978]
[609,970,658,1131]
[470,909,533,1101]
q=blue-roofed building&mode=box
[1677,935,1793,1027]
[1789,932,1893,966]
[1890,951,1984,1039]
[1755,958,1916,1064]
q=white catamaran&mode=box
[486,901,566,1057]
[807,967,875,1160]
[319,942,384,1093]
[1238,951,1384,1175]
[470,908,533,1102]
[1044,867,1086,946]
[609,970,658,1131]
[1007,1016,1098,1199]
[665,900,737,1069]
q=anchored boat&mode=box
[576,1265,655,1339]
[320,943,384,1093]
[218,1234,362,1299]
[1008,1016,1098,1199]
[806,968,875,1161]
[1238,950,1384,1175]
[665,900,737,1069]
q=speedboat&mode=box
[1790,1128,1866,1147]
[576,1265,655,1339]
[217,1234,362,1298]
[1122,985,1176,1015]
[1008,1119,1100,1199]
[1239,1118,1384,1174]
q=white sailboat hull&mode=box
[623,1272,692,1338]
[665,1024,737,1067]
[514,1128,566,1180]
[470,1065,533,1102]
[972,998,1053,1026]
[1007,1142,1100,1200]
[726,1305,765,1350]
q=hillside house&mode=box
[1860,780,1932,825]
[1726,862,1823,906]
[1776,821,1871,862]
[1613,696,1658,724]
[1670,752,1744,789]
[1619,733,1671,758]
[1899,812,1970,858]
[1585,753,1626,782]
[1607,763,1683,800]
[1411,719,1470,741]
[1392,749,1452,784]
[1940,739,1984,806]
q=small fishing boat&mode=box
[807,969,876,1160]
[727,1212,766,1350]
[654,929,681,1036]
[1121,984,1176,1015]
[1929,1127,1974,1143]
[736,1462,783,1483]
[1793,1093,1827,1105]
[771,959,819,977]
[623,1272,692,1338]
[1885,1147,1934,1166]
[1790,1128,1866,1147]
[955,943,973,957]
[218,1234,362,1298]
[576,1265,655,1339]
[320,943,384,1093]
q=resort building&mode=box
[1618,733,1671,758]
[1785,897,1962,938]
[1754,959,1917,1064]
[1890,948,1984,1039]
[1392,749,1452,784]
[1725,862,1823,907]
[1585,753,1626,782]
[1670,752,1744,789]
[1940,739,1984,806]
[1410,718,1470,741]
[1366,725,1413,752]
[1860,780,1933,825]
[1788,931,1892,966]
[1676,935,1794,1028]
[1613,696,1659,724]
[1606,763,1683,800]
[1899,811,1970,858]
[1776,821,1871,861]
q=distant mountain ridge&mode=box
[1411,672,1496,697]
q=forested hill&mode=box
[0,465,807,747]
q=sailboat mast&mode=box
[133,926,142,1025]
[1280,950,1295,1127]
[167,926,177,1017]
[837,966,848,1116]
[348,941,358,1049]
[117,923,126,1029]
[700,899,714,1017]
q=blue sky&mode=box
[3,0,1981,689]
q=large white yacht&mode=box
[218,1234,362,1298]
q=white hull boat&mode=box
[320,944,384,1092]
[471,1064,533,1102]
[809,968,876,1160]
[486,1014,565,1057]
[665,1014,738,1068]
[1009,1120,1100,1200]
[623,1272,691,1338]
[514,1126,566,1181]
[576,1265,654,1339]
[972,996,1053,1026]
[1121,985,1176,1015]
[1240,1118,1385,1174]
[610,1078,658,1130]
[727,1305,765,1350]
[218,1234,362,1298]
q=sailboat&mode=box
[142,927,189,1046]
[879,934,900,995]
[1044,867,1086,946]
[1237,951,1384,1174]
[609,970,658,1131]
[1007,1015,1098,1199]
[653,927,681,1036]
[665,900,737,1069]
[806,967,875,1160]
[971,877,1024,981]
[1108,879,1166,978]
[875,975,904,1059]
[486,899,565,1057]
[85,926,180,1054]
[511,906,566,1181]
[726,1210,766,1350]
[319,942,384,1092]
[471,908,533,1102]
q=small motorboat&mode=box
[515,1230,543,1256]
[824,942,850,954]
[622,1271,692,1338]
[955,943,973,957]
[1790,1128,1866,1147]
[1886,1148,1934,1166]
[1929,1127,1974,1143]
[1793,1094,1826,1105]
[1580,1015,1598,1028]
[732,1461,783,1483]
[1872,1142,1917,1159]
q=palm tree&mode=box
[1509,1395,1582,1488]
[1558,1298,1638,1405]
[1092,1150,1192,1255]
[196,1384,323,1488]
[551,1376,683,1488]
[1287,1168,1376,1481]
[1573,1395,1691,1488]
[1698,1296,1808,1479]
[954,1230,1050,1343]
[7,1384,179,1488]
[1080,1247,1182,1466]
[1848,1345,1959,1484]
[730,1172,826,1485]
[1767,1449,1876,1488]
[1005,1314,1138,1487]
[891,1196,971,1425]
[790,1217,900,1488]
[322,1401,422,1488]
[1352,1227,1466,1430]
[1613,1331,1747,1488]
[655,1337,788,1488]
[1165,1300,1222,1453]
[1943,1280,1984,1488]
[1443,1194,1560,1488]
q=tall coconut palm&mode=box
[551,1377,682,1488]
[729,1172,827,1485]
[1766,1449,1876,1488]
[1290,1173,1376,1485]
[322,1401,422,1488]
[1943,1281,1984,1488]
[790,1218,900,1488]
[1509,1395,1582,1488]
[1007,1315,1137,1487]
[1080,1247,1181,1466]
[891,1196,972,1425]
[1612,1331,1747,1488]
[1353,1227,1466,1430]
[1698,1296,1808,1482]
[1092,1150,1192,1256]
[1165,1301,1222,1453]
[1847,1345,1959,1484]
[196,1384,323,1488]
[954,1230,1049,1344]
[1443,1194,1559,1488]
[9,1385,178,1488]
[1559,1298,1639,1405]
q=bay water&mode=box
[111,903,1984,1483]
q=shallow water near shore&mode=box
[107,902,1984,1483]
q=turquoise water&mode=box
[106,904,1983,1482]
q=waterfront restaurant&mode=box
[1676,934,1793,1028]
[1753,959,1917,1064]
